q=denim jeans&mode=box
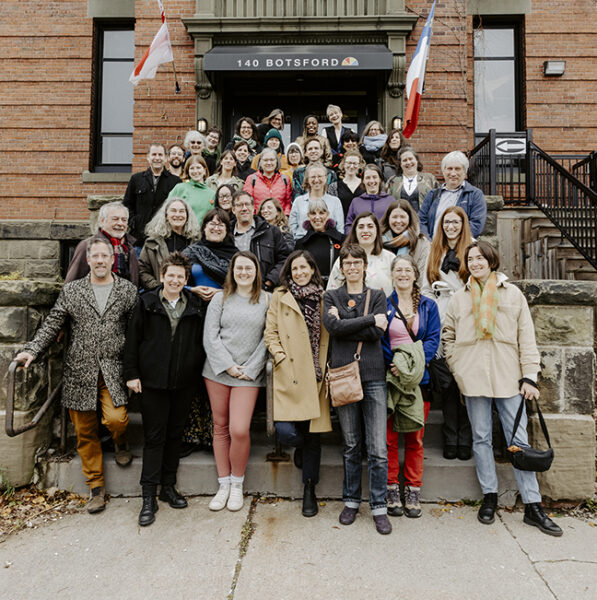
[464,394,541,504]
[335,380,388,515]
[275,421,321,484]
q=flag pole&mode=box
[171,61,181,94]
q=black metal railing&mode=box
[572,151,597,191]
[527,142,597,270]
[468,130,531,205]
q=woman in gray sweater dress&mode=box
[203,251,269,512]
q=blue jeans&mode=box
[275,421,321,485]
[464,394,541,504]
[335,380,388,515]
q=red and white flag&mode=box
[129,0,173,85]
[403,1,436,138]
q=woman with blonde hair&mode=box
[322,104,352,158]
[422,206,473,461]
[359,120,387,165]
[258,197,295,249]
[336,150,366,217]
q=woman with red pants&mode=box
[382,254,441,518]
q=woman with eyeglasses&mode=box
[322,243,391,535]
[382,254,440,520]
[224,117,262,155]
[422,206,473,461]
[336,150,366,218]
[359,121,387,166]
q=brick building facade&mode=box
[1,0,596,222]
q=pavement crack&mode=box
[499,512,558,599]
[535,559,597,565]
[227,496,258,600]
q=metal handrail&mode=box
[5,359,63,438]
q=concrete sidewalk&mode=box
[1,497,595,600]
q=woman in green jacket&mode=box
[168,156,216,227]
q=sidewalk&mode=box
[1,497,595,600]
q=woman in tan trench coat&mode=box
[264,249,331,518]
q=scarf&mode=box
[183,237,237,285]
[441,248,460,274]
[362,134,387,152]
[100,229,129,279]
[383,230,411,252]
[470,271,499,340]
[288,280,323,381]
[232,134,257,151]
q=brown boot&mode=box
[114,440,133,467]
[87,486,106,514]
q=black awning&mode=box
[203,45,393,72]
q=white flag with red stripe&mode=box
[403,1,436,138]
[129,0,173,85]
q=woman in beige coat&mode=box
[442,241,562,537]
[264,249,331,518]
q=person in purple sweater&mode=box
[345,164,395,234]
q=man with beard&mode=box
[167,144,185,178]
[15,237,138,514]
[123,143,181,252]
[202,126,222,174]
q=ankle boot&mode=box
[524,503,563,537]
[138,496,158,526]
[478,493,498,525]
[302,479,318,517]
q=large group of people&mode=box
[15,106,562,538]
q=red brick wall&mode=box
[1,0,595,221]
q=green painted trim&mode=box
[88,0,134,19]
[82,171,131,183]
[466,0,531,15]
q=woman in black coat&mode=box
[124,252,205,527]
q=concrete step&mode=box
[575,270,597,281]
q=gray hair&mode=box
[98,201,128,230]
[144,197,201,240]
[184,130,206,148]
[303,162,328,194]
[307,198,330,214]
[85,236,114,257]
[441,150,469,172]
[258,147,280,171]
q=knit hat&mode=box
[264,128,283,144]
[285,142,303,158]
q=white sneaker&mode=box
[227,482,244,511]
[209,484,230,511]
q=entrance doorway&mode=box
[220,72,383,148]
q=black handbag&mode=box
[389,297,451,391]
[506,398,554,472]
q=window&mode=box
[474,23,522,135]
[93,24,134,171]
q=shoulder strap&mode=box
[354,288,371,360]
[510,398,552,448]
[388,296,417,343]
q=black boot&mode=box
[138,496,158,526]
[524,503,563,537]
[478,493,498,525]
[159,484,188,508]
[302,479,318,518]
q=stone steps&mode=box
[43,410,521,506]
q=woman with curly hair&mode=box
[258,197,295,249]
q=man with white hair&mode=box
[418,151,487,239]
[65,201,140,285]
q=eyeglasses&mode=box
[342,260,364,267]
[444,220,462,227]
[206,221,225,228]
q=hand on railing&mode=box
[14,351,35,368]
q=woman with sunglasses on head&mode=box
[422,206,473,462]
[256,108,285,145]
[382,254,440,520]
[442,241,562,537]
[265,250,330,518]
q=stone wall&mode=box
[514,280,596,501]
[0,280,63,487]
[0,221,90,280]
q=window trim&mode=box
[473,17,524,136]
[91,19,135,173]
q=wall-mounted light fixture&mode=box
[197,118,208,133]
[391,116,402,131]
[543,61,566,77]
